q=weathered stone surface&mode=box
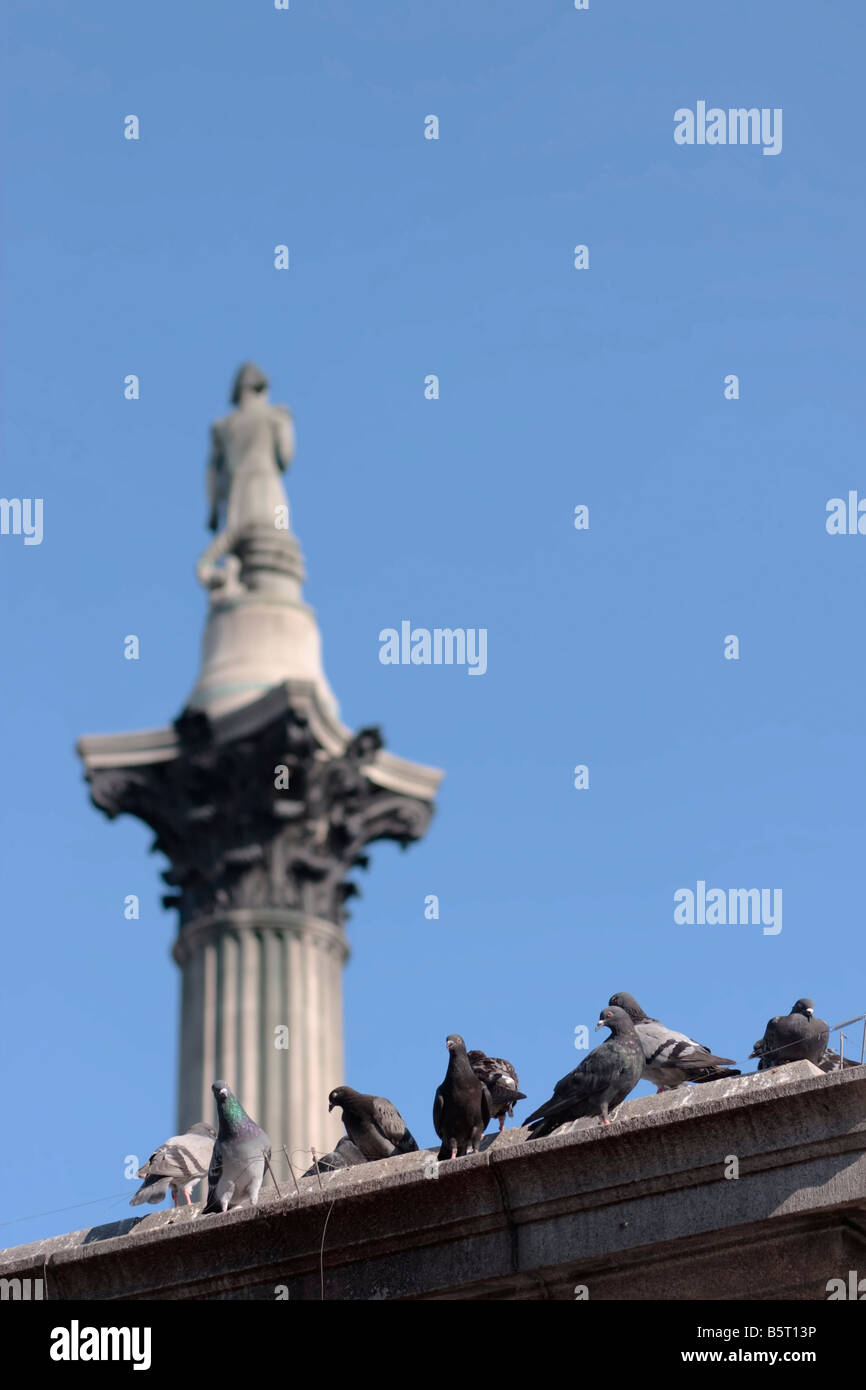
[3,1063,864,1301]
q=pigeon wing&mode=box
[751,1014,798,1065]
[432,1084,445,1138]
[202,1141,224,1214]
[813,1018,830,1056]
[131,1127,214,1205]
[489,1057,526,1099]
[371,1097,418,1153]
[639,1019,734,1070]
[470,1054,526,1107]
[129,1174,171,1206]
[750,1015,780,1059]
[480,1083,491,1129]
[525,1046,615,1126]
[488,1057,518,1083]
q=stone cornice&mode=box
[77,689,439,928]
[77,681,443,794]
[3,1063,864,1301]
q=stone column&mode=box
[174,909,349,1166]
[77,367,441,1175]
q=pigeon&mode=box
[327,1086,419,1160]
[467,1051,526,1132]
[750,998,830,1071]
[202,1080,272,1213]
[817,1046,860,1074]
[129,1122,216,1207]
[302,1137,367,1177]
[609,992,740,1091]
[525,1005,644,1138]
[433,1034,491,1160]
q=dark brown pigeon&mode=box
[750,998,830,1070]
[467,1051,526,1132]
[525,1005,643,1138]
[609,992,740,1090]
[327,1086,418,1160]
[433,1034,491,1160]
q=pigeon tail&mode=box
[688,1066,741,1085]
[129,1174,171,1206]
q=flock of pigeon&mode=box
[130,993,855,1212]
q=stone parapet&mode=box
[3,1063,863,1301]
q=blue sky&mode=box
[2,0,864,1250]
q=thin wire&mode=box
[0,1193,134,1229]
[0,1143,319,1231]
[319,1196,337,1301]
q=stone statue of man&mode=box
[197,364,295,591]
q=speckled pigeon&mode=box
[467,1051,526,1132]
[129,1122,215,1207]
[525,1005,644,1138]
[817,1045,860,1073]
[750,998,830,1070]
[202,1080,272,1213]
[327,1086,418,1160]
[433,1034,491,1160]
[609,992,740,1091]
[302,1137,367,1176]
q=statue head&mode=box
[230,362,269,405]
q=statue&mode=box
[197,364,295,592]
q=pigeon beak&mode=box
[806,1009,814,1017]
[594,1018,604,1031]
[328,1103,334,1112]
[218,1088,228,1098]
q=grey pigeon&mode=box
[609,992,740,1090]
[302,1137,367,1176]
[327,1086,419,1160]
[129,1122,215,1207]
[525,1005,644,1138]
[433,1034,491,1160]
[202,1080,272,1213]
[750,998,830,1071]
[467,1051,526,1132]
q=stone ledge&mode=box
[2,1063,864,1300]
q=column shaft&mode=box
[175,910,347,1162]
